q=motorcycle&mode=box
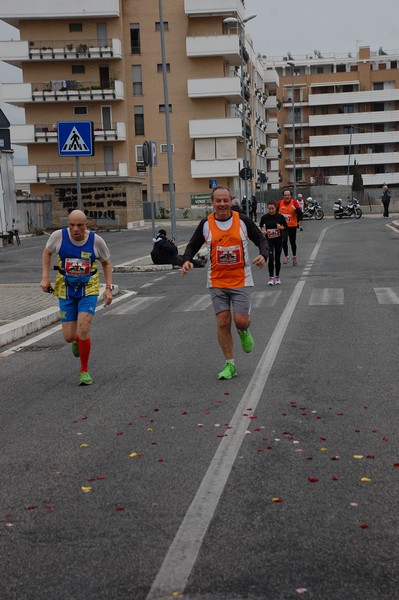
[303,197,324,220]
[333,197,362,219]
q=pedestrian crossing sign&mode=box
[57,121,95,156]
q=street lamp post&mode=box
[158,0,176,241]
[287,61,296,198]
[223,15,256,216]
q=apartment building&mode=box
[264,46,399,191]
[0,0,271,227]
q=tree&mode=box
[310,167,330,186]
[351,160,364,192]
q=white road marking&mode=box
[145,227,329,600]
[172,294,212,312]
[309,288,344,305]
[252,290,281,307]
[374,287,399,304]
[107,296,164,315]
[0,291,137,358]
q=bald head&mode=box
[68,210,88,242]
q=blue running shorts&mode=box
[59,295,98,322]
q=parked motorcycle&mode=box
[303,197,324,220]
[333,197,362,219]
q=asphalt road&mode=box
[1,217,398,600]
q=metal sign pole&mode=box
[149,164,155,239]
[76,156,82,210]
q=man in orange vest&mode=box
[276,189,303,266]
[181,186,268,380]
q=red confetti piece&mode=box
[72,419,78,424]
[267,446,273,450]
[337,412,344,416]
[5,514,11,518]
[26,505,37,510]
[307,457,313,461]
[46,505,55,510]
[319,437,326,442]
[308,478,319,483]
[115,507,125,511]
[117,432,124,436]
[354,429,360,432]
[97,476,106,480]
[158,459,165,462]
[272,497,283,503]
[217,434,227,438]
[257,448,265,453]
[366,455,375,459]
[332,476,339,481]
[316,416,322,420]
[359,524,369,529]
[393,463,399,468]
[81,416,88,420]
[224,392,230,395]
[382,437,389,442]
[371,429,378,433]
[139,415,147,419]
[128,422,133,426]
[249,415,257,419]
[254,428,261,432]
[181,411,188,415]
[153,408,160,412]
[262,437,269,441]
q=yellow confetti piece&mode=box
[80,444,89,448]
[81,486,92,492]
[172,593,182,598]
[360,477,371,482]
[129,452,138,458]
[320,447,327,452]
[147,427,153,432]
[353,455,364,459]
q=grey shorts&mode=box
[209,287,252,315]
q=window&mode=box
[317,67,324,74]
[160,144,174,153]
[372,102,384,111]
[162,183,175,192]
[72,65,85,74]
[130,23,140,54]
[159,104,172,112]
[132,65,143,95]
[69,23,82,32]
[157,63,170,72]
[321,106,329,115]
[342,105,354,113]
[135,145,144,162]
[373,82,384,90]
[336,64,346,72]
[391,61,397,69]
[134,106,144,135]
[155,21,169,31]
[374,144,384,153]
[374,165,385,174]
[374,123,384,132]
[74,106,88,115]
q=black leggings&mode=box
[268,238,283,277]
[282,227,297,257]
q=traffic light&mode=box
[258,171,268,183]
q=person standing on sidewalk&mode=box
[180,186,268,380]
[277,189,303,266]
[40,210,113,386]
[381,185,391,218]
[259,201,287,286]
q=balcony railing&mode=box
[28,39,119,60]
[33,122,124,142]
[37,162,128,182]
[31,80,121,102]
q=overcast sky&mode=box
[245,0,399,58]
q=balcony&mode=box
[0,39,122,67]
[2,80,124,106]
[189,118,242,139]
[328,173,399,186]
[191,158,240,178]
[310,151,399,169]
[186,35,241,65]
[266,147,282,160]
[263,69,279,87]
[188,76,242,103]
[10,122,127,144]
[265,122,282,136]
[308,88,399,106]
[309,131,399,148]
[184,0,244,20]
[14,162,129,185]
[0,0,120,26]
[309,110,399,128]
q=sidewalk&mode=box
[1,217,399,348]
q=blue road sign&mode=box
[57,121,95,157]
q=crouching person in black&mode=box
[151,229,206,268]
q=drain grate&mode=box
[16,344,65,352]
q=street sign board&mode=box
[209,179,217,189]
[57,121,95,157]
[239,167,253,180]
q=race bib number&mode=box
[65,258,91,278]
[267,228,280,239]
[216,245,241,265]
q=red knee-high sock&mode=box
[77,337,91,372]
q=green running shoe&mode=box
[79,371,93,386]
[239,329,254,353]
[218,362,237,380]
[71,340,80,358]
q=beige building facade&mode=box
[265,47,399,191]
[0,0,273,226]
